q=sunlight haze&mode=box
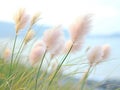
[0,0,120,34]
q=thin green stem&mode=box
[9,34,17,76]
[15,43,25,67]
[14,26,32,64]
[14,24,44,64]
[40,58,53,89]
[35,49,47,90]
[79,65,92,90]
[14,40,24,63]
[47,43,73,89]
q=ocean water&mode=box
[0,36,120,81]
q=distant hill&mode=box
[0,21,50,38]
[0,21,15,38]
[0,21,70,39]
[0,21,120,38]
[87,33,120,38]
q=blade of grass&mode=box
[9,35,17,76]
[47,43,73,89]
[79,65,92,90]
[34,49,47,90]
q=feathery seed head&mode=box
[64,40,83,53]
[24,29,35,44]
[14,8,29,34]
[34,40,46,48]
[43,25,64,52]
[50,36,65,58]
[69,15,91,42]
[102,44,111,60]
[29,45,46,65]
[87,46,103,65]
[3,48,11,60]
[30,13,41,26]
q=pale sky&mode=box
[0,0,120,34]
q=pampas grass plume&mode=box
[34,40,46,48]
[29,41,46,65]
[14,8,29,34]
[43,25,64,52]
[87,46,103,65]
[64,40,83,53]
[50,37,65,58]
[24,29,35,44]
[3,48,11,60]
[102,44,111,60]
[69,15,91,42]
[30,13,40,26]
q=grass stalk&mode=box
[79,65,92,90]
[47,43,73,89]
[14,26,32,65]
[15,43,25,67]
[9,34,17,76]
[35,49,47,90]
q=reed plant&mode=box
[0,9,111,90]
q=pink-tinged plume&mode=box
[87,46,103,65]
[14,8,29,34]
[64,40,83,53]
[51,37,65,58]
[69,15,91,42]
[29,41,46,65]
[24,29,35,44]
[3,48,11,60]
[43,25,65,54]
[102,44,111,60]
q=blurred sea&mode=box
[61,36,120,81]
[0,36,119,81]
[0,21,120,81]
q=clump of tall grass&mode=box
[0,9,111,90]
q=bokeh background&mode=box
[0,0,120,81]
